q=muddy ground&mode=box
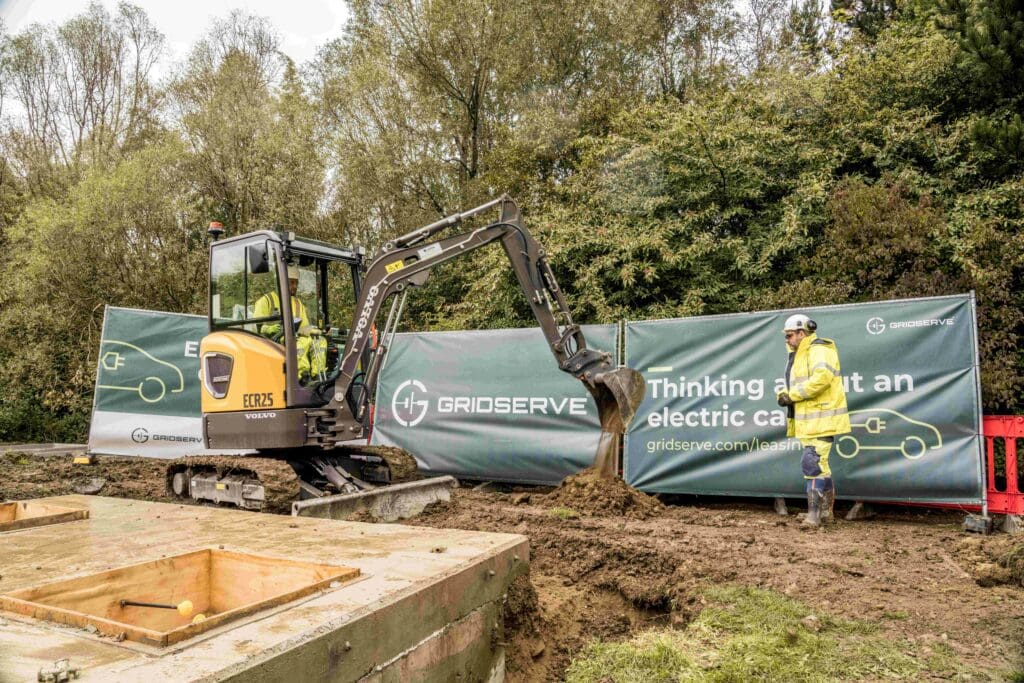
[2,451,1023,681]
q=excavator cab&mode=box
[200,231,368,449]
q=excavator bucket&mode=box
[587,367,646,478]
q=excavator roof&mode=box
[213,229,362,263]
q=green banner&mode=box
[89,307,209,457]
[371,325,619,484]
[624,295,983,503]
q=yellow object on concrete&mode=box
[72,454,95,465]
[192,613,206,624]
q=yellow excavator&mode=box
[167,196,644,514]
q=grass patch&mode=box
[549,506,579,520]
[565,586,960,682]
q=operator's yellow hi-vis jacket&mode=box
[252,291,325,380]
[784,333,851,439]
[253,290,309,339]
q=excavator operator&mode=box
[253,264,327,384]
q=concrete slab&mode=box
[0,496,529,682]
[1,443,86,456]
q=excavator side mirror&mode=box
[247,243,270,274]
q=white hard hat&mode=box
[287,265,299,280]
[783,313,814,332]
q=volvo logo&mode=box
[866,317,886,335]
[392,379,429,427]
[131,427,150,443]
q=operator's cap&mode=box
[287,265,299,280]
[783,313,814,332]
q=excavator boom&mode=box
[324,195,645,476]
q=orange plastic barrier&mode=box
[984,415,1024,515]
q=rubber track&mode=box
[337,445,419,482]
[172,455,300,514]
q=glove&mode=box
[776,391,794,407]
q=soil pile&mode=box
[1000,543,1024,586]
[953,535,1023,587]
[543,467,663,519]
[410,489,1022,681]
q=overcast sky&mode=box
[0,0,350,66]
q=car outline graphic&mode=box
[96,340,185,404]
[835,408,942,461]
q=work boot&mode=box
[802,487,822,529]
[820,479,835,525]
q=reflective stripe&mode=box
[810,362,839,375]
[795,407,849,420]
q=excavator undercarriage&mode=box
[167,446,422,515]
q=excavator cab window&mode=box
[210,239,280,334]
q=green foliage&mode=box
[832,0,901,38]
[565,586,952,681]
[0,137,207,439]
[938,0,1024,175]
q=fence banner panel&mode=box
[624,295,983,504]
[88,306,235,458]
[371,325,619,485]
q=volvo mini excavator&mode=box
[167,195,644,515]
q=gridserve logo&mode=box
[389,378,590,428]
[392,379,429,427]
[866,315,955,335]
[866,317,886,335]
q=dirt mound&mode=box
[953,535,1022,587]
[543,467,663,519]
[1000,543,1024,586]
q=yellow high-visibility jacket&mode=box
[253,291,310,338]
[784,333,851,439]
[253,291,320,379]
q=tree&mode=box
[172,11,324,234]
[0,138,206,440]
[938,0,1024,175]
[0,2,164,196]
[831,0,900,38]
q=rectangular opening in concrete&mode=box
[0,501,88,533]
[0,548,359,647]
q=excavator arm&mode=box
[322,195,645,476]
